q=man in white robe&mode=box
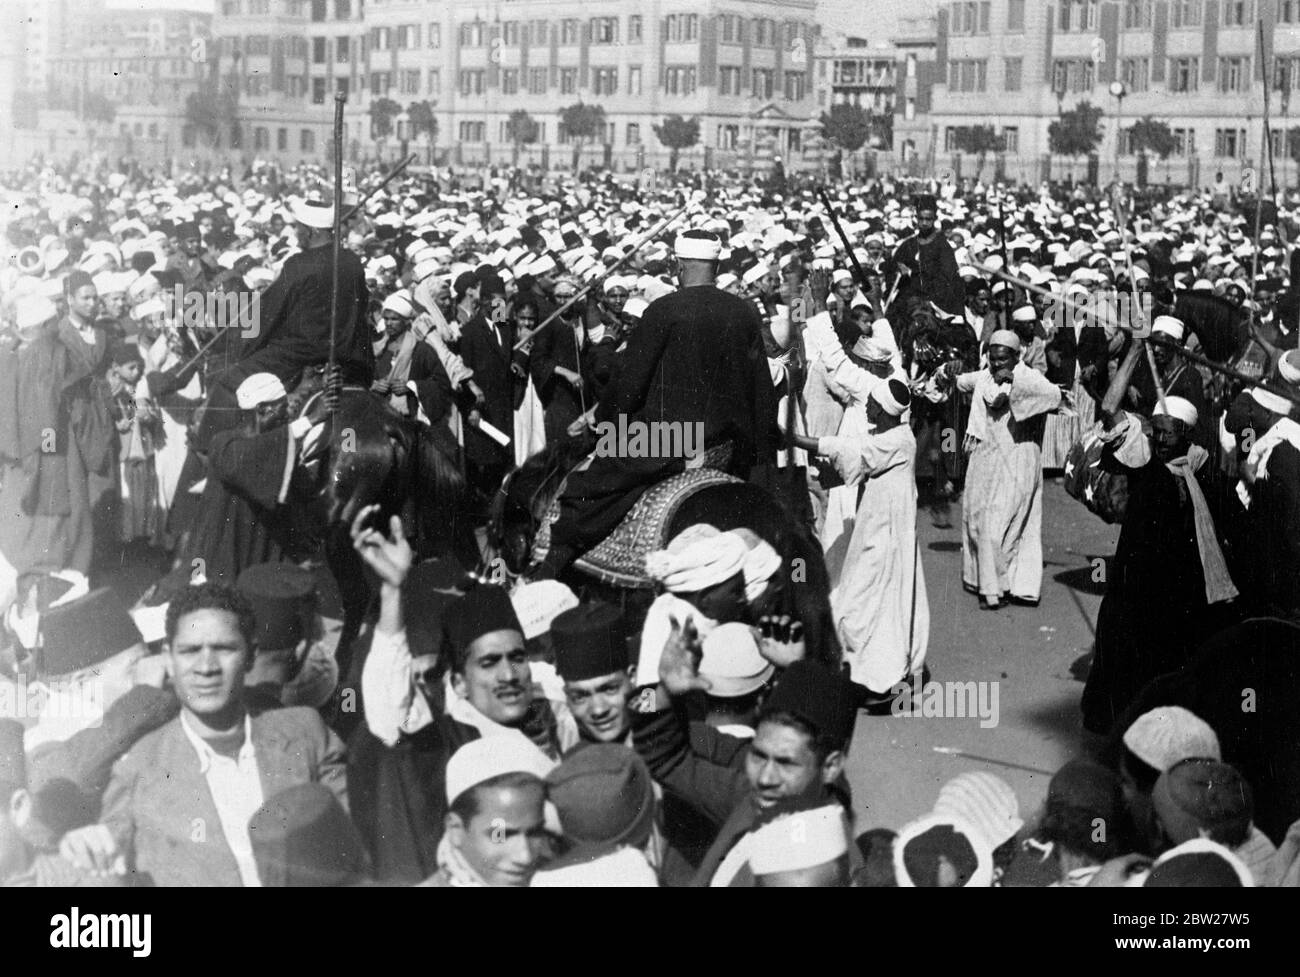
[797,377,929,702]
[950,330,1062,609]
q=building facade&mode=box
[929,0,1298,187]
[206,0,821,170]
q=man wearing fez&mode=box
[59,582,347,886]
[351,510,574,880]
[633,631,859,887]
[235,562,339,712]
[550,602,634,745]
[536,229,779,578]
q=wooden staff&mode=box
[328,92,346,414]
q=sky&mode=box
[105,0,215,12]
[817,0,937,43]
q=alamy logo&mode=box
[592,414,705,460]
[172,284,261,338]
[49,908,151,957]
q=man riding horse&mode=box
[532,229,781,579]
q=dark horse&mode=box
[488,436,841,669]
[301,384,476,675]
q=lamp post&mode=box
[1109,79,1127,187]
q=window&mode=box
[287,76,304,97]
[783,71,805,100]
[561,19,579,44]
[1272,127,1286,157]
[683,14,699,41]
[1121,57,1150,92]
[1002,126,1019,153]
[277,127,287,150]
[665,66,697,95]
[1059,0,1100,30]
[502,21,519,46]
[721,14,744,43]
[311,76,326,103]
[628,16,642,42]
[246,36,269,56]
[501,68,519,95]
[628,65,642,95]
[719,65,742,95]
[1219,56,1250,92]
[752,67,773,99]
[252,126,268,150]
[301,129,315,151]
[1215,127,1245,157]
[1123,0,1153,28]
[1173,127,1196,156]
[428,70,440,95]
[459,69,484,96]
[335,37,348,62]
[1169,56,1199,91]
[592,67,617,95]
[458,121,485,142]
[1004,57,1022,91]
[952,1,991,33]
[458,22,483,47]
[310,0,325,22]
[1282,1,1300,24]
[718,124,739,149]
[371,71,391,94]
[627,122,640,144]
[1118,127,1135,155]
[374,27,391,51]
[754,18,773,46]
[1223,0,1254,25]
[532,21,548,45]
[528,68,547,94]
[399,70,420,95]
[948,59,988,92]
[1171,0,1203,27]
[428,23,441,48]
[560,68,577,94]
[1007,0,1025,30]
[335,77,349,96]
[334,0,349,19]
[591,17,616,44]
[397,25,419,50]
[312,36,326,63]
[246,75,267,96]
[182,124,195,148]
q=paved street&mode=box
[843,476,1120,833]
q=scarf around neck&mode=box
[1165,444,1239,606]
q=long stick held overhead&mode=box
[328,92,346,413]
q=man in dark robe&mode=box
[1081,396,1243,734]
[891,194,965,319]
[536,230,779,577]
[371,291,454,429]
[171,373,329,590]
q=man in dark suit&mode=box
[457,275,525,520]
[536,230,779,577]
[58,582,348,887]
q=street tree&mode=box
[505,108,539,165]
[952,124,1004,181]
[1048,100,1105,174]
[652,114,700,172]
[558,102,606,172]
[819,102,871,178]
[369,97,401,140]
[1128,116,1177,184]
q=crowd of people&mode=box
[1,150,1299,887]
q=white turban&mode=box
[14,295,58,331]
[645,524,748,594]
[1151,315,1186,341]
[381,291,417,318]
[1153,395,1199,429]
[748,805,850,878]
[1278,349,1300,386]
[235,372,287,409]
[674,232,722,261]
[737,535,781,604]
[988,329,1022,352]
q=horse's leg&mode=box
[325,525,373,701]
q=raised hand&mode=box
[659,613,711,699]
[350,505,412,589]
[757,615,805,668]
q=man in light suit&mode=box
[60,583,348,886]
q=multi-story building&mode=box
[207,0,822,170]
[45,4,211,159]
[929,0,1295,187]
